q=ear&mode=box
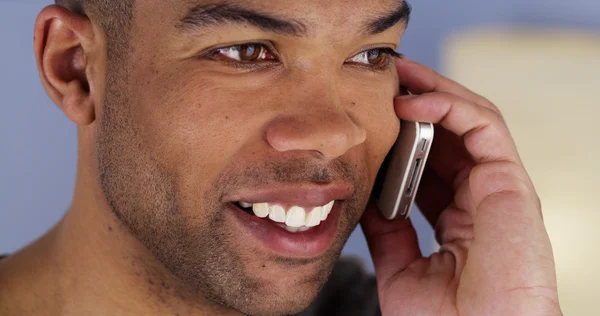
[34,5,98,125]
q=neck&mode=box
[0,168,239,316]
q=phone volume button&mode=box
[401,203,410,216]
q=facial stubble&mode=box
[95,74,370,315]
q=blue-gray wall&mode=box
[2,0,599,272]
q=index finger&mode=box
[396,58,499,113]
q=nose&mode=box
[265,108,367,160]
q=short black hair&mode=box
[55,0,134,64]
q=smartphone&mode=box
[375,121,434,220]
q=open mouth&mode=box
[232,201,335,233]
[225,183,351,257]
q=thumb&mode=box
[360,201,422,284]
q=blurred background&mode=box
[1,0,598,314]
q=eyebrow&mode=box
[179,3,308,37]
[364,1,412,35]
[179,1,412,37]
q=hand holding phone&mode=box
[361,55,559,316]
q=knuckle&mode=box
[481,103,504,122]
[470,162,531,198]
[436,221,474,246]
[485,105,504,121]
[435,207,474,244]
[462,121,495,151]
[480,97,500,113]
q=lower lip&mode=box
[225,202,342,259]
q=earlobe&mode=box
[34,5,97,125]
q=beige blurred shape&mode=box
[443,27,600,315]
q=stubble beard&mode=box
[94,85,369,315]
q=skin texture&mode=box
[0,0,562,315]
[95,1,400,314]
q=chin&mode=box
[225,253,337,315]
[235,283,321,316]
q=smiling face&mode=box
[94,0,406,314]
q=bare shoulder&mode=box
[0,254,31,315]
[0,249,60,315]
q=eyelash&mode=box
[359,48,403,71]
[201,43,403,72]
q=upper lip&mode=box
[227,181,354,207]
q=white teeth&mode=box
[252,203,269,218]
[285,226,300,233]
[240,201,253,208]
[242,200,337,228]
[283,225,312,233]
[321,201,335,221]
[268,205,286,223]
[285,206,307,227]
[305,207,322,227]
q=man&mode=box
[0,0,562,315]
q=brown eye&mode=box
[366,49,385,65]
[239,44,262,61]
[347,48,396,68]
[210,43,276,63]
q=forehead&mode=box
[135,0,406,36]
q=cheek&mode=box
[128,68,280,210]
[129,60,400,206]
[342,74,400,180]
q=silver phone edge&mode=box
[398,122,434,219]
[377,122,434,220]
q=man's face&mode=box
[96,0,405,314]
